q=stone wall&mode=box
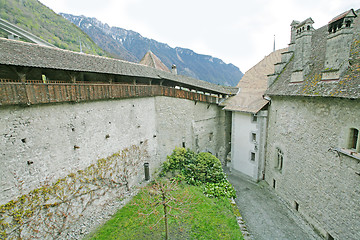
[155,97,229,162]
[0,96,230,238]
[265,96,360,240]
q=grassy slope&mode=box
[87,182,244,240]
[0,0,109,56]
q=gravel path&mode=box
[226,170,322,240]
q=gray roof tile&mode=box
[266,9,360,99]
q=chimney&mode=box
[290,20,300,45]
[322,9,357,80]
[290,18,314,83]
[171,64,177,75]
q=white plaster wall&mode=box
[231,111,258,180]
[265,96,360,240]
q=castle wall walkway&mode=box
[0,82,219,106]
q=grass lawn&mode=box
[87,181,244,240]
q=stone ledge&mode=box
[339,148,360,161]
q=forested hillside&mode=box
[0,0,108,56]
[0,0,243,86]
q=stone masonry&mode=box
[265,96,360,240]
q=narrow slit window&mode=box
[294,201,299,211]
[349,128,359,150]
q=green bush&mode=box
[203,181,237,199]
[161,148,236,198]
[194,152,225,183]
[162,147,196,174]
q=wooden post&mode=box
[12,67,31,105]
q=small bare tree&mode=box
[137,179,194,240]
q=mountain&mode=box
[0,0,109,56]
[60,13,243,86]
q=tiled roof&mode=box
[222,48,286,113]
[0,37,238,95]
[139,51,171,73]
[329,9,356,24]
[266,9,360,99]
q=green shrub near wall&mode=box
[161,147,236,199]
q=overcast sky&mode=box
[38,0,358,73]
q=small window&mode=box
[182,142,186,148]
[209,132,213,142]
[250,152,256,161]
[252,133,257,142]
[349,128,359,150]
[276,148,284,171]
[294,201,299,211]
[252,114,257,122]
[307,25,310,31]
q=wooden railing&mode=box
[0,82,219,106]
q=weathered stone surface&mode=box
[0,96,230,238]
[265,96,360,240]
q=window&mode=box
[294,201,299,211]
[276,148,284,171]
[251,133,257,142]
[251,114,257,122]
[250,152,256,161]
[345,20,351,28]
[349,128,359,151]
[209,132,213,142]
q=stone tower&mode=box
[290,18,315,83]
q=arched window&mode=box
[276,148,284,172]
[307,25,310,31]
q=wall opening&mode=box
[327,233,334,240]
[209,132,213,142]
[252,132,257,142]
[182,142,186,148]
[349,128,359,150]
[250,152,256,161]
[251,114,257,122]
[294,201,299,211]
[273,179,276,189]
